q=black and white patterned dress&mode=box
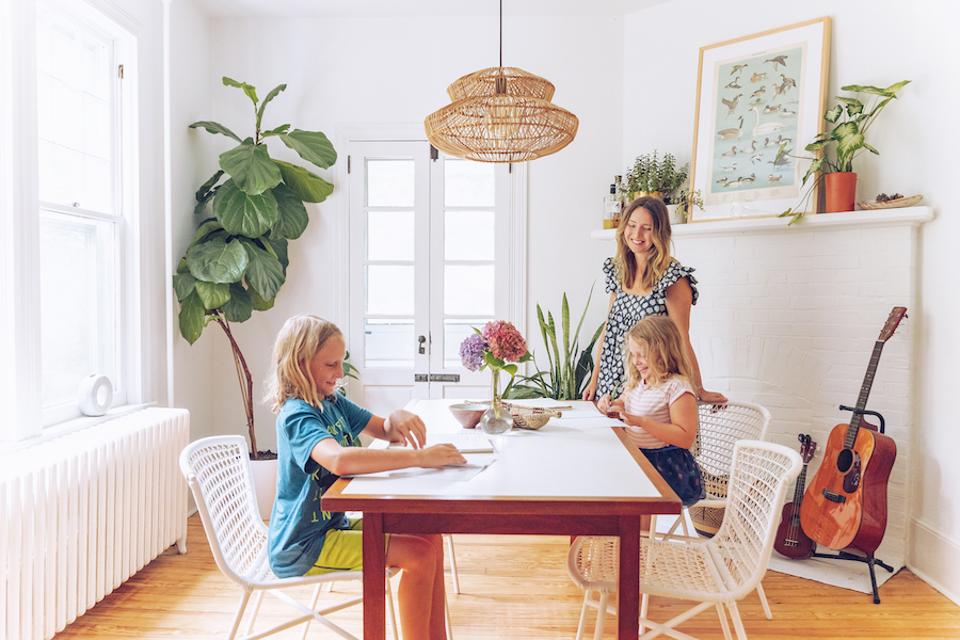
[596,257,699,399]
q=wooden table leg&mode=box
[363,513,386,640]
[617,516,640,639]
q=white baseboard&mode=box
[908,518,960,606]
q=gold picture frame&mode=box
[689,17,831,222]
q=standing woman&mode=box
[583,196,727,405]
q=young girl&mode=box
[598,316,705,506]
[265,315,465,640]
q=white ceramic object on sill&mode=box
[249,457,278,520]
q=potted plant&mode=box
[780,80,909,223]
[174,77,336,512]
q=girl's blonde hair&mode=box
[265,315,343,412]
[613,196,673,292]
[623,316,692,390]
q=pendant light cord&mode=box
[499,0,503,69]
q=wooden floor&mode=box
[54,516,959,639]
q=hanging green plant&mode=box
[173,76,337,458]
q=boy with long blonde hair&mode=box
[265,315,463,640]
[599,316,705,505]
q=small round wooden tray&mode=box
[857,194,922,210]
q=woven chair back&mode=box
[695,401,770,500]
[711,440,800,597]
[179,436,269,585]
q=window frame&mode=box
[0,0,142,440]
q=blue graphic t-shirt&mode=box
[267,395,372,578]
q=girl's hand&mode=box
[698,389,728,406]
[386,410,427,449]
[609,398,626,416]
[597,394,612,413]
[582,378,598,401]
[416,444,467,468]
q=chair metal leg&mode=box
[679,507,690,536]
[574,589,593,640]
[727,600,748,640]
[756,580,772,620]
[640,590,650,636]
[301,584,323,640]
[444,586,454,640]
[228,589,252,640]
[386,575,399,640]
[247,590,265,635]
[715,603,733,640]
[445,534,461,594]
[592,592,608,640]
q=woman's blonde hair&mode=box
[265,315,343,412]
[613,196,673,292]
[623,316,692,390]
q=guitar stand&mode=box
[814,405,895,604]
[812,547,895,604]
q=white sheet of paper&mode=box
[388,431,495,453]
[342,453,497,480]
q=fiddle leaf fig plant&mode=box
[174,76,337,458]
[779,79,909,225]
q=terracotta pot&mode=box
[824,172,857,213]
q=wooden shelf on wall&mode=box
[589,206,934,240]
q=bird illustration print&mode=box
[774,73,797,97]
[729,63,748,76]
[725,77,742,89]
[717,115,744,140]
[721,93,743,116]
[750,71,767,83]
[764,55,789,69]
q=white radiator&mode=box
[0,407,190,640]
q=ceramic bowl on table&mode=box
[448,402,487,429]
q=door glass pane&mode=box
[444,265,494,315]
[444,159,495,207]
[364,319,414,368]
[445,210,494,260]
[368,211,414,261]
[39,213,118,409]
[444,318,491,369]
[367,159,414,207]
[367,265,414,315]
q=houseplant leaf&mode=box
[832,121,864,170]
[213,180,279,237]
[222,284,253,322]
[172,272,196,302]
[195,281,232,310]
[824,104,843,123]
[241,239,285,299]
[185,237,249,283]
[178,292,206,344]
[191,218,224,244]
[270,183,309,239]
[841,80,910,97]
[265,235,289,270]
[188,121,241,142]
[274,159,334,202]
[219,140,283,196]
[249,286,275,311]
[280,130,338,169]
[262,124,291,138]
[256,83,286,133]
[222,76,258,105]
[837,97,864,117]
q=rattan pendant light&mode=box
[424,0,579,163]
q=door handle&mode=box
[417,335,427,354]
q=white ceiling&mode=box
[192,0,665,19]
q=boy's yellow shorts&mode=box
[306,517,392,575]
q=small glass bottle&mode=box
[603,183,621,228]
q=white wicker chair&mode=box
[179,436,399,640]
[568,440,801,640]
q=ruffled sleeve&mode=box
[656,259,699,305]
[602,257,619,294]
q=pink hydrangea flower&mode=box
[482,320,528,363]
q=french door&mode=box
[347,140,521,416]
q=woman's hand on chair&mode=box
[698,389,728,406]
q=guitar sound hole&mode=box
[836,448,853,473]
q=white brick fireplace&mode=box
[594,206,933,591]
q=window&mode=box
[0,0,138,435]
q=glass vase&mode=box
[479,368,512,435]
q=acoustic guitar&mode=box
[799,306,906,555]
[774,434,817,559]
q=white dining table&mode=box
[323,399,680,640]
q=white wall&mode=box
[166,0,218,441]
[184,14,623,449]
[622,0,960,601]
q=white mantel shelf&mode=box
[589,206,934,239]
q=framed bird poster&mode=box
[689,17,831,221]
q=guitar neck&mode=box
[845,340,885,447]
[793,464,808,505]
